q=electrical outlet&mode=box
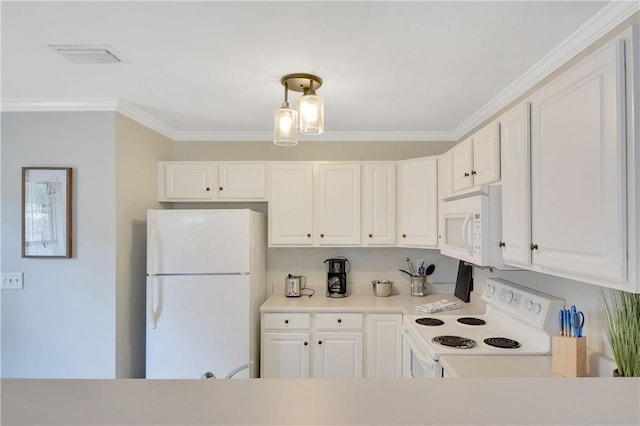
[1,272,24,290]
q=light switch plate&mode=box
[2,272,24,289]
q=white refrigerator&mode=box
[146,209,266,379]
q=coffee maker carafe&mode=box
[324,257,349,298]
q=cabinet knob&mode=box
[284,319,289,324]
[530,243,539,251]
[304,341,308,346]
[337,319,342,324]
[402,234,407,238]
[368,234,373,238]
[318,340,323,345]
[464,172,470,177]
[320,234,324,238]
[471,170,477,176]
[498,241,506,247]
[219,187,223,191]
[205,187,211,191]
[307,233,311,238]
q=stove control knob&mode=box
[524,299,533,311]
[503,290,514,303]
[486,284,496,296]
[532,303,542,315]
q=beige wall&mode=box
[171,140,456,161]
[115,114,172,378]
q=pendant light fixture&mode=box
[273,73,324,146]
[273,81,298,146]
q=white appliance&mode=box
[402,278,564,378]
[146,209,266,379]
[440,185,504,268]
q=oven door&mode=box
[402,328,440,378]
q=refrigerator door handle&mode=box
[149,277,161,329]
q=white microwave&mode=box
[440,185,505,268]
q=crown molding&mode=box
[2,2,637,144]
[452,1,640,140]
[172,130,456,142]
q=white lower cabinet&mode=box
[313,332,363,378]
[366,314,402,378]
[261,311,402,379]
[262,332,310,379]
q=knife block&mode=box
[552,336,587,377]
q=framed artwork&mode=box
[22,167,72,258]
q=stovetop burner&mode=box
[415,318,445,326]
[484,337,521,349]
[432,335,476,349]
[457,317,487,326]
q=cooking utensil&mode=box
[424,264,435,276]
[398,269,414,278]
[405,257,417,277]
[571,305,584,337]
[372,280,393,297]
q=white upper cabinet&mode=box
[159,161,266,202]
[362,163,396,246]
[269,163,361,247]
[451,138,474,192]
[398,157,438,248]
[316,163,362,246]
[268,163,314,246]
[217,163,266,200]
[499,102,532,268]
[162,162,216,201]
[473,122,501,186]
[451,122,501,193]
[529,38,627,284]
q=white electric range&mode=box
[402,278,565,378]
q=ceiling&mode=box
[1,1,637,142]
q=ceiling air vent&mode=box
[49,45,127,64]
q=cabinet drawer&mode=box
[263,313,310,330]
[316,313,364,330]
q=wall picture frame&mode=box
[22,167,72,258]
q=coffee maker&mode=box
[324,257,349,298]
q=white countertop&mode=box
[3,377,639,425]
[260,291,485,316]
[440,355,555,378]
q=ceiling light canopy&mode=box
[274,73,324,146]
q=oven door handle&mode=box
[402,329,436,369]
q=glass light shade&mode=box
[273,106,299,146]
[298,94,324,135]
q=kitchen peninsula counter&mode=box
[3,377,639,425]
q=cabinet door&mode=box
[473,122,501,186]
[530,40,626,281]
[438,151,453,248]
[398,158,438,247]
[316,163,361,246]
[451,138,473,192]
[366,314,402,378]
[362,163,396,246]
[217,163,266,200]
[162,162,215,201]
[269,164,314,246]
[313,332,363,378]
[261,332,310,378]
[500,103,532,268]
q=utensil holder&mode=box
[411,276,426,297]
[552,336,587,377]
